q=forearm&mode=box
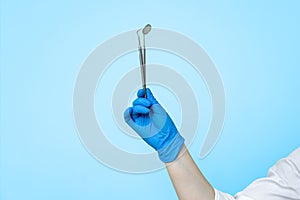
[124,88,216,199]
[166,144,215,200]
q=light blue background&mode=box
[1,1,300,199]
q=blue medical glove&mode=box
[124,88,185,163]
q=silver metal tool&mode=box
[136,24,151,98]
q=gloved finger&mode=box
[124,107,134,124]
[132,105,150,115]
[133,98,151,107]
[137,88,158,105]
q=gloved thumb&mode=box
[137,88,158,105]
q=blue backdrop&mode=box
[1,1,299,199]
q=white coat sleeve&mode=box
[214,147,300,200]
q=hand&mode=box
[124,88,185,163]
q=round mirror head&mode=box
[142,24,152,35]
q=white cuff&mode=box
[214,188,253,200]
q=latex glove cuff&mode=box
[157,133,185,163]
